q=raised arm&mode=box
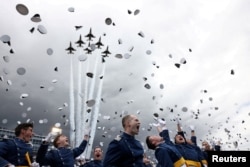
[189,125,197,145]
[175,117,188,144]
[36,132,56,166]
[176,117,182,132]
[73,131,89,158]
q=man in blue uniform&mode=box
[36,131,89,167]
[0,122,39,167]
[81,146,103,167]
[174,119,207,167]
[146,119,186,167]
[187,125,221,162]
[103,114,144,167]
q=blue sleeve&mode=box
[72,140,88,158]
[196,146,205,161]
[0,140,9,167]
[160,130,170,141]
[36,143,51,166]
[191,136,197,145]
[159,130,173,145]
[202,151,208,161]
[82,161,91,167]
[155,148,174,167]
[214,145,221,151]
[193,145,207,165]
[82,162,89,167]
[103,140,121,167]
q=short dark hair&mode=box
[94,146,102,152]
[146,136,156,150]
[15,123,33,137]
[122,115,132,128]
[53,134,63,148]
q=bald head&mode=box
[122,114,141,136]
[122,115,132,128]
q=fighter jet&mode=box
[75,25,83,31]
[85,28,95,41]
[95,37,104,49]
[84,42,92,54]
[102,46,111,57]
[65,42,76,54]
[75,35,85,47]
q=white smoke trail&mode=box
[69,55,76,147]
[81,55,90,139]
[76,50,83,146]
[83,51,100,157]
[85,52,99,128]
[86,58,106,158]
[88,52,99,99]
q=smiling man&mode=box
[36,131,89,167]
[103,114,144,167]
[0,122,36,167]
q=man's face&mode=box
[57,135,69,147]
[127,115,141,135]
[94,147,103,160]
[175,134,185,144]
[21,127,33,142]
[202,141,210,150]
[149,135,162,144]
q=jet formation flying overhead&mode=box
[66,28,111,58]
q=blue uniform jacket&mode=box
[155,130,185,167]
[144,163,153,167]
[202,145,221,161]
[36,140,87,167]
[0,138,33,167]
[82,160,103,167]
[175,131,204,165]
[190,133,216,164]
[103,132,144,167]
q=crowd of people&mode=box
[0,114,221,167]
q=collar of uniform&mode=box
[122,132,135,139]
[15,137,26,143]
[93,160,102,163]
[57,147,69,150]
[158,141,165,147]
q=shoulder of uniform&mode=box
[133,138,142,144]
[0,138,7,142]
[114,135,122,141]
[135,138,141,142]
[2,138,13,142]
[49,147,58,151]
[27,142,33,147]
[82,160,94,166]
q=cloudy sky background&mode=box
[1,0,250,158]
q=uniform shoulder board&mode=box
[114,135,122,141]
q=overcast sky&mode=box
[1,0,250,159]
